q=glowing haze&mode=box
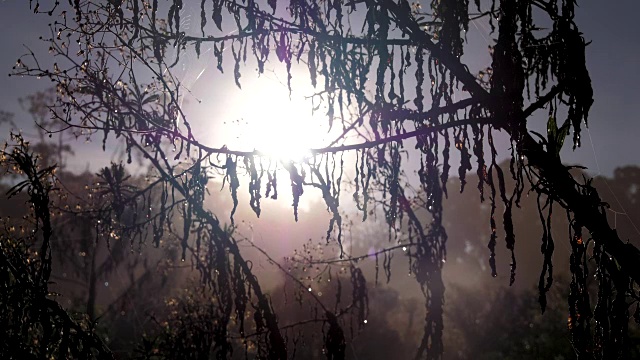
[226,78,327,162]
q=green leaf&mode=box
[546,116,559,156]
[556,119,571,156]
[547,116,557,140]
[141,94,160,105]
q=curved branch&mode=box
[130,140,288,359]
[189,116,493,158]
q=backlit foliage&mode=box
[8,0,640,359]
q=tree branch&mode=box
[523,84,564,118]
[384,0,640,285]
[310,117,493,154]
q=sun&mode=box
[191,70,352,211]
[223,77,332,163]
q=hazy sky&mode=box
[0,0,639,176]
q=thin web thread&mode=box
[585,124,640,239]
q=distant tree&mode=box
[0,99,188,358]
[445,281,576,360]
[10,0,640,359]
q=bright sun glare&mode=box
[225,78,331,163]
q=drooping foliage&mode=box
[8,0,640,359]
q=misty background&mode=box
[1,0,640,358]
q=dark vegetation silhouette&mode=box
[3,0,640,359]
